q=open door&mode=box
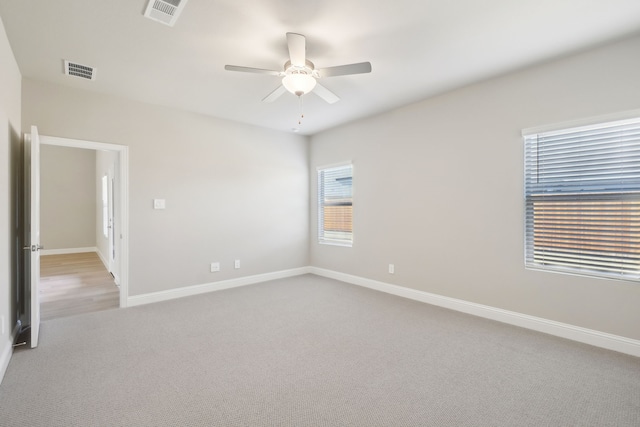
[24,125,41,348]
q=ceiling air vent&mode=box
[143,0,188,27]
[64,60,96,81]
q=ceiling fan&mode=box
[225,33,372,104]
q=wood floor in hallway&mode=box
[40,252,119,321]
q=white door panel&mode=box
[25,125,41,348]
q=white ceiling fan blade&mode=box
[313,83,340,104]
[262,85,287,103]
[286,32,306,67]
[318,62,372,78]
[225,65,282,76]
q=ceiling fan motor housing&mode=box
[284,60,318,77]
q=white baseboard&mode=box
[127,267,311,307]
[309,267,640,358]
[96,249,108,270]
[0,322,19,385]
[40,247,97,256]
[122,264,640,357]
[0,339,11,385]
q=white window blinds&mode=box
[524,116,640,281]
[318,164,353,246]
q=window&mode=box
[318,163,353,246]
[523,115,640,281]
[102,175,109,238]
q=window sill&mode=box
[319,240,352,248]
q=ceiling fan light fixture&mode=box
[282,73,316,97]
[225,33,371,104]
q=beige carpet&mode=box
[0,274,638,426]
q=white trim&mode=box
[319,239,353,247]
[39,135,129,309]
[39,135,122,151]
[309,267,640,358]
[40,247,97,256]
[118,146,129,307]
[316,160,353,171]
[96,248,108,270]
[0,338,12,384]
[522,108,640,136]
[0,322,20,385]
[317,162,354,247]
[127,267,311,307]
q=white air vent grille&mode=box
[144,0,188,27]
[64,60,96,81]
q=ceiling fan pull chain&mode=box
[298,94,304,125]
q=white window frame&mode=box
[522,110,640,282]
[317,162,353,247]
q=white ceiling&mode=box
[1,0,640,135]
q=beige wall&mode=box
[8,18,639,349]
[40,145,96,251]
[22,79,310,296]
[310,34,640,340]
[0,15,21,372]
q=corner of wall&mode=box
[0,326,16,384]
[0,11,23,386]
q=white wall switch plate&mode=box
[153,199,166,209]
[210,262,220,272]
[388,264,395,274]
[234,259,240,269]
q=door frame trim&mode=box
[40,135,129,308]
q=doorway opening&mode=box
[37,135,129,314]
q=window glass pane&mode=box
[524,117,640,280]
[318,164,353,246]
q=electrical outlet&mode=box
[234,259,240,269]
[210,262,220,272]
[388,264,395,274]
